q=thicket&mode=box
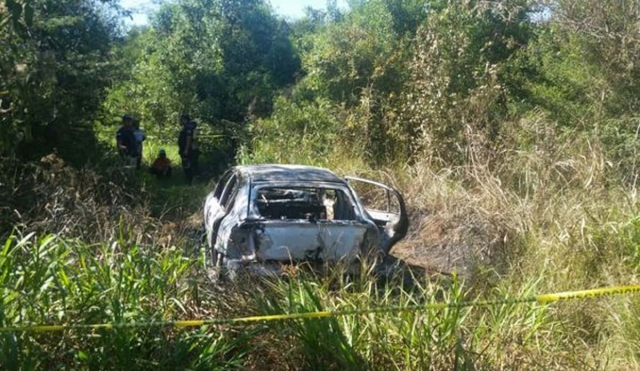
[246,0,640,173]
[3,0,640,369]
[1,0,127,164]
[4,0,639,174]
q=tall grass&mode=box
[4,119,640,369]
[0,232,550,370]
[2,230,636,370]
[235,114,640,369]
[0,231,299,369]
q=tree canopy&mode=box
[1,0,639,179]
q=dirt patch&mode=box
[392,211,506,277]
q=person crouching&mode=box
[149,149,172,179]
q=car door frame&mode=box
[206,170,244,268]
[205,169,236,246]
[344,176,409,252]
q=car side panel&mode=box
[204,192,224,248]
[214,180,251,256]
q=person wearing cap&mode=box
[178,113,196,184]
[116,114,138,168]
[149,149,172,179]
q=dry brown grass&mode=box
[0,154,202,249]
[4,119,640,368]
[364,126,640,368]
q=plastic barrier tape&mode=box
[1,284,639,333]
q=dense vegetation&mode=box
[3,0,640,369]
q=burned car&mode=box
[203,165,408,276]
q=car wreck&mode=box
[203,165,408,277]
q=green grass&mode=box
[0,232,532,369]
[3,128,640,369]
[1,229,636,370]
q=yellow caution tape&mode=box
[1,284,639,333]
[535,284,640,302]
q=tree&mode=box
[1,0,124,163]
[103,0,301,148]
[402,0,535,163]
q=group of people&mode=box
[116,113,199,185]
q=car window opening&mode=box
[256,187,356,221]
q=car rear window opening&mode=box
[256,187,356,221]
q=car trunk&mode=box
[252,220,369,262]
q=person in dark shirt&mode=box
[117,114,137,168]
[178,113,195,184]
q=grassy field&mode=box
[2,135,640,370]
[0,232,566,370]
[4,0,640,368]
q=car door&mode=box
[345,176,409,253]
[204,169,236,248]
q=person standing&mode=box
[178,113,195,184]
[117,114,137,168]
[133,118,146,170]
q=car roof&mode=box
[235,164,345,183]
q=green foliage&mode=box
[102,0,301,150]
[1,0,124,163]
[500,1,640,178]
[240,97,342,166]
[399,0,535,164]
[0,233,249,369]
[0,232,579,370]
[242,0,427,165]
[252,0,640,175]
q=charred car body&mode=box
[203,165,408,276]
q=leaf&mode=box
[0,14,8,28]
